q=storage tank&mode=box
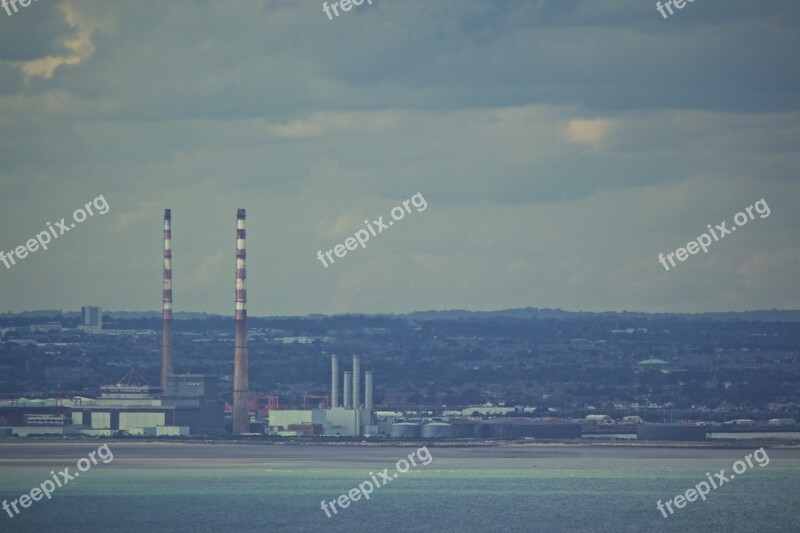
[489,423,515,439]
[768,418,796,426]
[421,422,454,439]
[449,421,476,438]
[473,423,491,438]
[637,424,707,441]
[525,423,582,439]
[390,422,421,439]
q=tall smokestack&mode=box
[232,208,249,434]
[353,356,362,435]
[343,371,352,409]
[331,355,339,408]
[160,209,173,389]
[365,371,373,412]
[353,356,360,409]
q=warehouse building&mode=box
[69,372,223,436]
[637,423,708,441]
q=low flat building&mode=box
[71,373,224,436]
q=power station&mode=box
[1,208,578,439]
[158,208,251,434]
[268,354,376,436]
[154,208,254,435]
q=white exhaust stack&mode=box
[343,371,352,409]
[353,355,361,435]
[331,355,339,408]
[352,356,360,409]
[365,371,373,412]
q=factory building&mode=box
[162,374,225,433]
[68,370,224,436]
[0,412,78,437]
[268,355,376,436]
[388,419,583,440]
[636,423,708,441]
[1,372,224,438]
[3,210,252,438]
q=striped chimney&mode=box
[160,209,174,389]
[232,208,250,434]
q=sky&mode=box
[0,0,798,316]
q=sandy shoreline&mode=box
[2,440,800,468]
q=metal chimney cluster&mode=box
[232,208,250,435]
[330,354,374,413]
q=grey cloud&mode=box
[1,0,798,315]
[0,0,72,61]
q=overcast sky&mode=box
[0,0,798,316]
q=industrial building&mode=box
[0,409,80,437]
[264,353,586,440]
[267,355,376,436]
[70,370,223,436]
[0,368,224,437]
[1,209,242,438]
[1,208,641,443]
[636,423,708,441]
[386,419,583,440]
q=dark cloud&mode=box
[0,0,72,60]
[0,0,798,314]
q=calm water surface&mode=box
[0,442,797,532]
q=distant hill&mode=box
[3,308,799,322]
[403,307,800,322]
[105,311,223,320]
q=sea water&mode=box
[0,443,797,532]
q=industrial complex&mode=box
[0,208,759,443]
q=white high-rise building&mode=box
[80,306,102,334]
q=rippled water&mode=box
[0,443,797,532]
